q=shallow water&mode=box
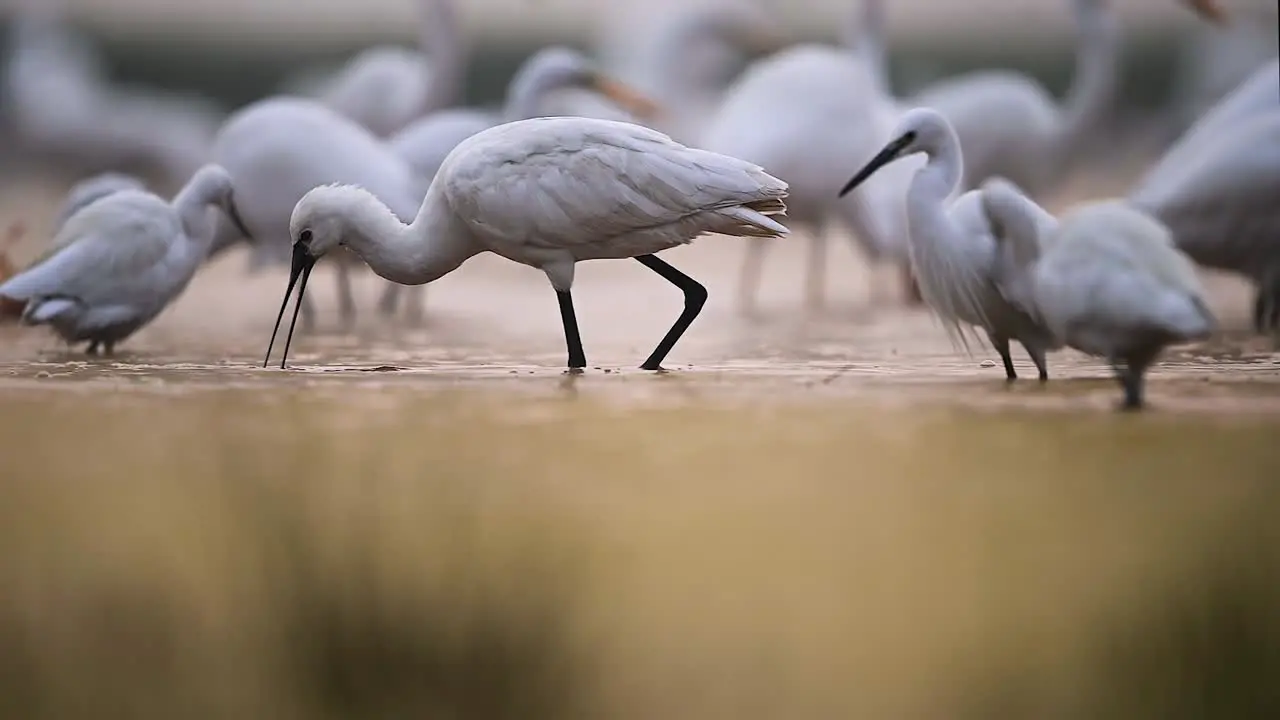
[1,177,1278,717]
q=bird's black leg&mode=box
[85,340,99,356]
[556,290,587,371]
[636,254,708,371]
[990,334,1017,382]
[103,341,115,356]
[1118,368,1144,411]
[1024,343,1049,383]
[1254,274,1280,334]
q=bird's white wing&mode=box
[1130,113,1280,275]
[442,117,787,249]
[0,193,176,303]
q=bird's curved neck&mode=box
[1055,0,1119,162]
[501,66,551,122]
[414,0,467,119]
[342,189,476,285]
[907,137,966,252]
[171,177,223,255]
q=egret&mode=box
[906,0,1119,198]
[210,97,429,331]
[264,116,789,372]
[381,46,660,322]
[1129,60,1280,332]
[0,165,251,355]
[981,182,1214,410]
[838,108,1060,381]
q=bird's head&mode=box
[184,164,253,242]
[839,107,948,197]
[512,46,661,120]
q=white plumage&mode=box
[701,43,916,313]
[0,165,245,355]
[1129,59,1280,331]
[53,172,147,228]
[839,108,1060,381]
[267,116,789,372]
[906,0,1119,197]
[210,97,429,329]
[981,186,1214,410]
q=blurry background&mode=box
[1,1,1278,718]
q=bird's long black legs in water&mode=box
[1025,344,1049,382]
[1112,349,1159,411]
[556,290,587,371]
[1253,276,1280,335]
[335,264,356,329]
[85,340,99,356]
[636,254,708,371]
[991,335,1017,382]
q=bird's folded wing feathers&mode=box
[448,127,787,249]
[0,207,176,302]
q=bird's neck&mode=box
[1056,0,1119,161]
[907,143,968,257]
[171,181,222,259]
[343,189,477,285]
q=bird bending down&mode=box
[264,116,789,371]
[839,108,1060,381]
[980,181,1215,410]
[0,165,251,355]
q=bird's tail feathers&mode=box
[22,297,79,326]
[716,204,790,239]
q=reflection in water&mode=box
[0,387,1276,717]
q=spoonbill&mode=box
[0,165,251,355]
[210,97,429,331]
[381,46,661,322]
[1129,59,1280,332]
[838,108,1060,381]
[264,116,789,371]
[906,0,1119,198]
[981,181,1214,410]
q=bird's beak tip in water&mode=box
[592,75,662,121]
[262,243,316,370]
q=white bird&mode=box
[294,0,467,138]
[1129,59,1280,332]
[1171,0,1277,132]
[702,42,915,314]
[0,164,251,355]
[380,46,660,321]
[838,108,1061,381]
[53,172,147,228]
[210,97,429,331]
[906,0,1119,198]
[981,181,1215,410]
[588,0,786,143]
[264,116,789,371]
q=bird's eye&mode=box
[299,229,313,245]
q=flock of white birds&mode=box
[0,0,1276,411]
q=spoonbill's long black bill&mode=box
[263,243,315,369]
[838,131,915,197]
